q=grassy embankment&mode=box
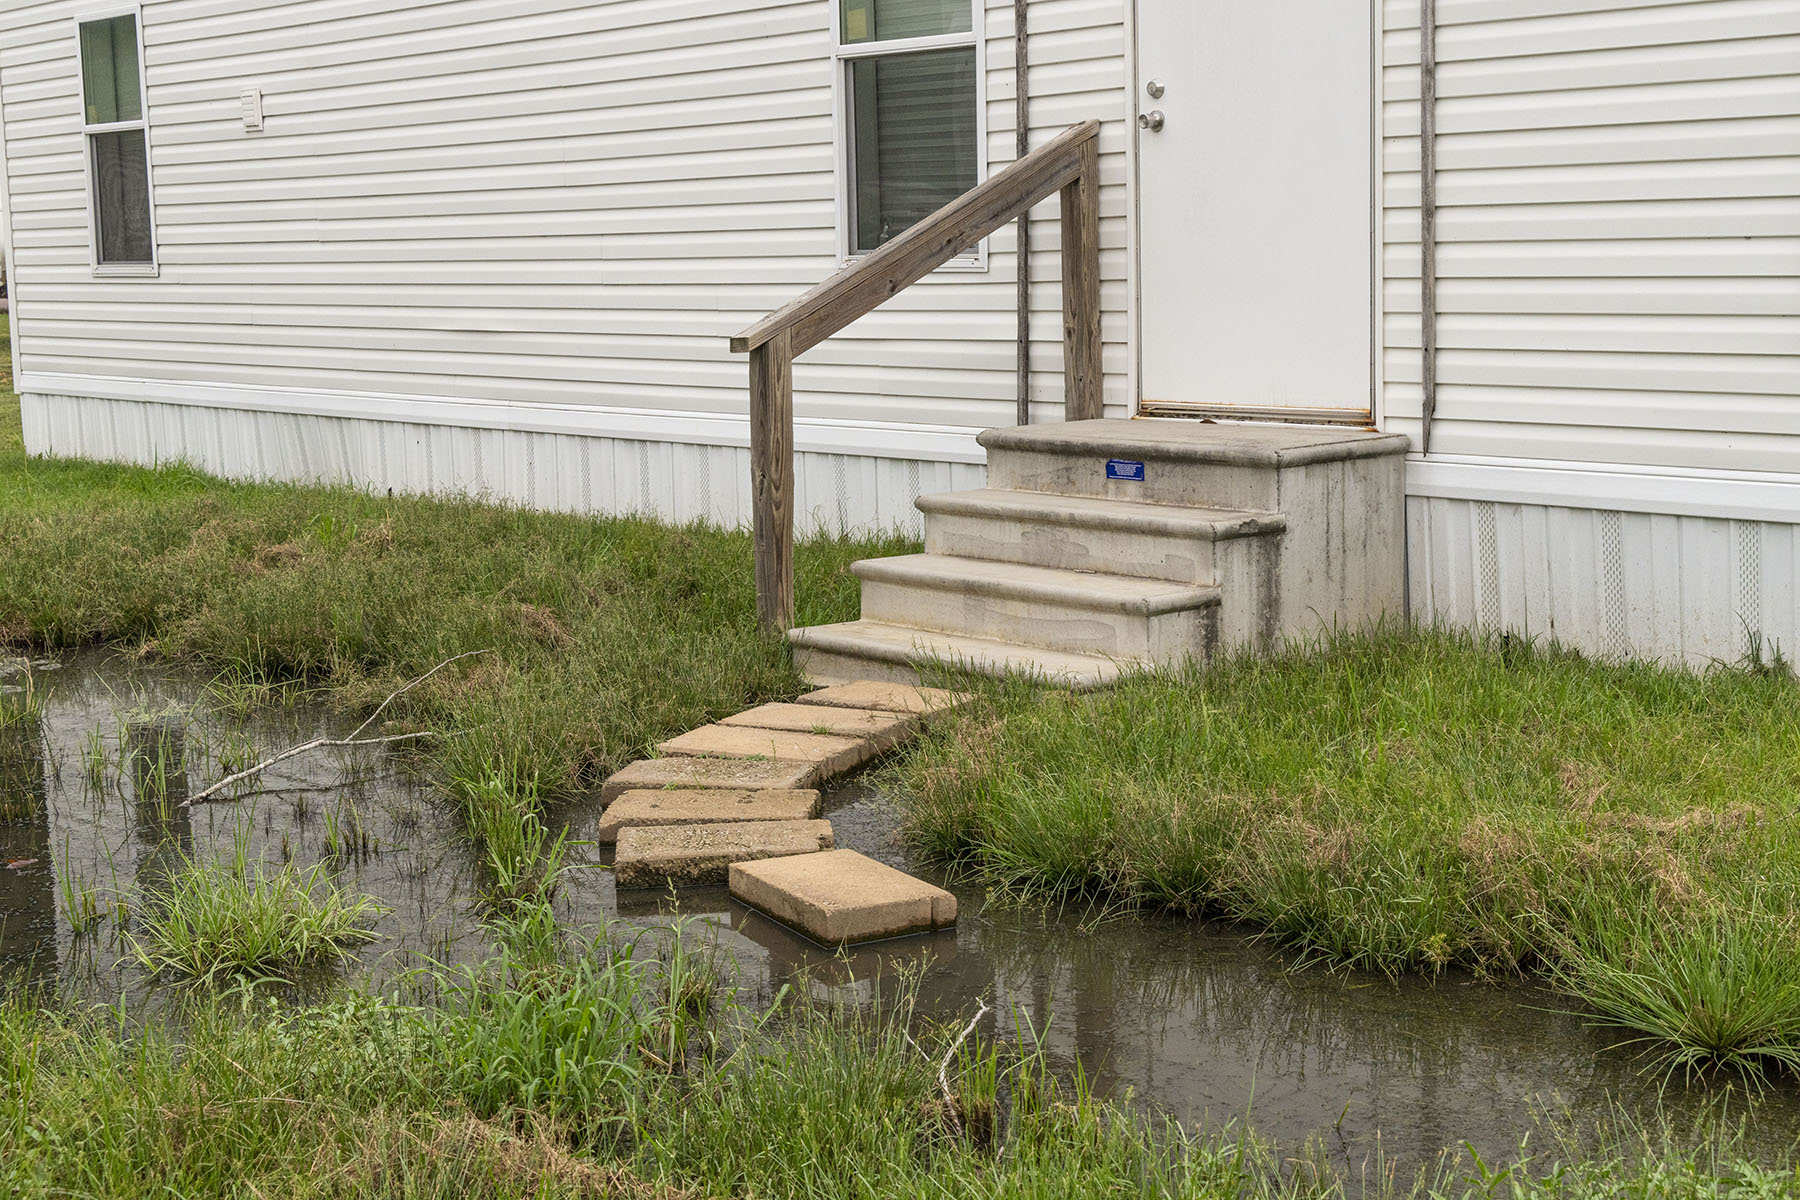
[895,633,1800,1076]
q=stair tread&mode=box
[917,488,1285,538]
[978,418,1409,467]
[852,554,1221,614]
[789,620,1139,687]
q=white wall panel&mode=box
[1381,0,1800,473]
[0,0,1132,443]
[19,390,974,536]
[1410,492,1800,667]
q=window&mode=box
[836,0,981,258]
[78,10,155,272]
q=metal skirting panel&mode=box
[1408,495,1800,669]
[21,393,981,537]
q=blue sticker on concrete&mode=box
[1106,459,1146,482]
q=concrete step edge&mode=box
[788,620,1138,685]
[977,419,1411,468]
[851,554,1222,617]
[915,488,1286,540]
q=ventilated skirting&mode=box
[1408,496,1800,669]
[20,392,983,537]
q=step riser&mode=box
[860,578,1215,660]
[923,511,1221,584]
[790,644,932,690]
[987,449,1279,511]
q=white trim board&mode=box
[1409,456,1800,525]
[15,372,988,464]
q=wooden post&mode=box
[749,329,795,632]
[1059,135,1103,422]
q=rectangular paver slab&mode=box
[600,757,818,804]
[614,820,835,888]
[796,681,972,716]
[721,702,920,746]
[596,788,821,843]
[730,849,958,944]
[657,724,873,780]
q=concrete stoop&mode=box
[790,418,1410,687]
[599,681,965,942]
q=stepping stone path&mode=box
[600,681,970,942]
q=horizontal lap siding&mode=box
[1381,0,1800,472]
[0,0,1130,431]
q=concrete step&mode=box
[918,488,1284,584]
[854,554,1220,659]
[980,418,1410,510]
[788,619,1135,690]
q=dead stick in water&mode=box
[183,650,490,806]
[939,1001,991,1140]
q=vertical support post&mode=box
[1419,0,1439,455]
[1060,134,1103,422]
[1014,0,1032,426]
[749,328,795,632]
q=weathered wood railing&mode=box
[731,118,1103,632]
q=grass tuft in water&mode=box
[129,839,387,982]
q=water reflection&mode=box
[2,652,1796,1170]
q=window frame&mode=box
[831,1,987,271]
[74,3,159,277]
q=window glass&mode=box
[91,128,153,264]
[80,15,141,125]
[848,48,978,252]
[840,0,972,45]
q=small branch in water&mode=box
[183,651,490,806]
[939,1001,990,1141]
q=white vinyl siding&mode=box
[0,0,1133,437]
[1381,0,1800,475]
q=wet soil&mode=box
[3,651,1797,1168]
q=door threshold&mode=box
[1137,403,1376,429]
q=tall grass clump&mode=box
[453,762,572,908]
[130,843,386,982]
[895,629,1800,1073]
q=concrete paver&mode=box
[730,849,958,944]
[596,788,821,843]
[613,820,834,888]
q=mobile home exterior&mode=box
[2,0,1796,668]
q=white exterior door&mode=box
[1135,1,1376,422]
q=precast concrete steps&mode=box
[788,418,1411,688]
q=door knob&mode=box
[1138,110,1165,132]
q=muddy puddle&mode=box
[4,651,1797,1168]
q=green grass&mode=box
[5,919,1793,1200]
[128,841,387,982]
[895,631,1800,1075]
[0,312,911,800]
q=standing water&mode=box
[3,651,1796,1169]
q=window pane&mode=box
[849,48,977,252]
[92,129,153,264]
[80,15,141,126]
[841,0,971,44]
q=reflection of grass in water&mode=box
[129,838,386,983]
[896,628,1800,1079]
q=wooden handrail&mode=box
[732,119,1104,632]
